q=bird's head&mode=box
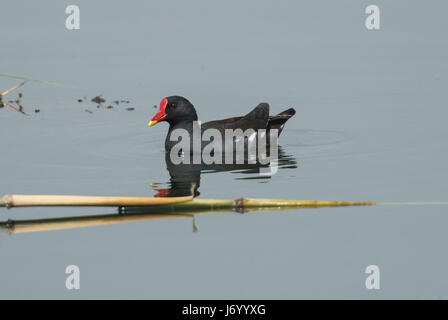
[148,96,198,127]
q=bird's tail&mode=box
[267,108,296,136]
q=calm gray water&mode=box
[1,1,447,299]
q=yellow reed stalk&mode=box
[0,194,377,210]
[0,194,193,208]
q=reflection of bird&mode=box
[148,96,296,151]
[153,146,298,197]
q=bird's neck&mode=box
[167,113,198,130]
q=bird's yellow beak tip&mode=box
[148,120,157,127]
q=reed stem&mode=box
[0,194,193,208]
[123,198,376,214]
[1,194,377,210]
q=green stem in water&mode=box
[122,198,376,214]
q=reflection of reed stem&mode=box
[0,213,190,234]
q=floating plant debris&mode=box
[0,81,28,115]
[91,95,106,104]
[76,95,134,113]
[85,109,93,114]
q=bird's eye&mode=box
[171,103,176,108]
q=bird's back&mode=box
[165,102,295,152]
[201,103,269,134]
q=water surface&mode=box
[1,1,448,299]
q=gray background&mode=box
[0,0,447,298]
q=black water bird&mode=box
[148,96,296,152]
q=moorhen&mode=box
[148,96,296,152]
